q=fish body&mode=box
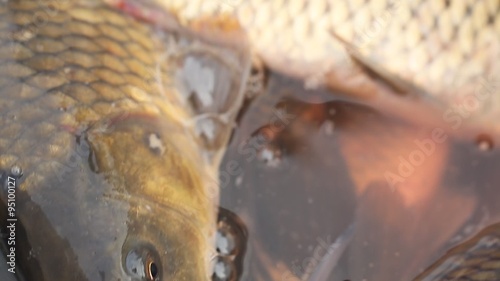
[130,0,500,140]
[0,0,249,280]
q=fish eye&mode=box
[124,245,162,281]
[147,258,159,280]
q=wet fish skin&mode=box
[0,0,250,280]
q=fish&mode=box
[125,1,498,280]
[0,0,498,281]
[0,0,250,280]
[414,223,500,281]
[120,0,500,141]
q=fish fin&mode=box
[346,181,476,280]
[305,223,355,281]
[347,182,415,280]
[328,29,440,105]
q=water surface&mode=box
[220,73,500,281]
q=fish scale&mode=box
[156,0,499,91]
[0,0,250,280]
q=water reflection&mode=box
[220,73,500,280]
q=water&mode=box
[219,73,500,281]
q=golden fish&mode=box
[0,0,250,280]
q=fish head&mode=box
[9,113,218,281]
[85,114,218,281]
[119,199,216,281]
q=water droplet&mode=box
[19,30,34,41]
[216,227,236,256]
[322,120,335,136]
[195,117,225,147]
[235,176,243,187]
[475,134,494,151]
[257,145,283,168]
[10,165,23,177]
[147,133,165,155]
[212,257,235,281]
